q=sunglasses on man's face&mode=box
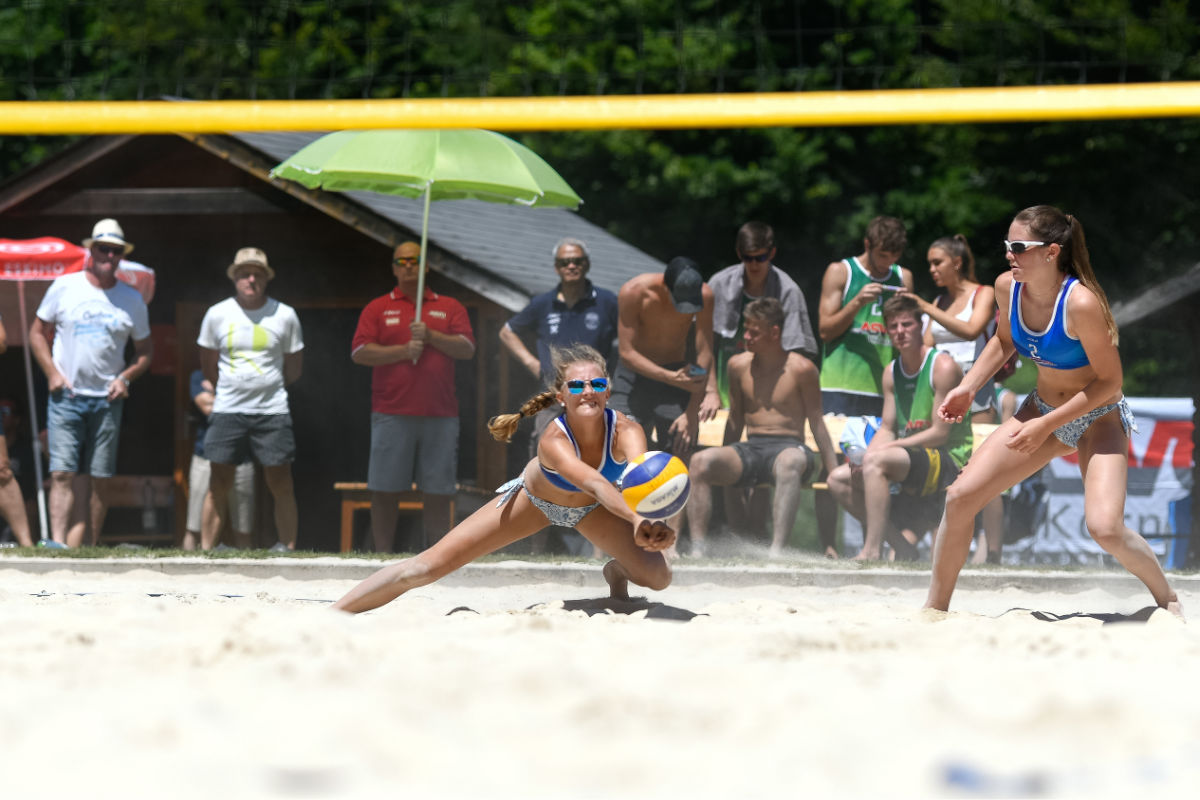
[740,251,771,263]
[555,256,589,268]
[394,257,419,266]
[1004,240,1048,254]
[565,378,609,394]
[93,244,124,257]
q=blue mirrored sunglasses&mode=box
[565,378,609,394]
[740,251,771,263]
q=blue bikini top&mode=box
[539,407,627,492]
[1009,276,1090,370]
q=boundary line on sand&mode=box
[2,557,1197,596]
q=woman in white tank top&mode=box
[908,234,998,422]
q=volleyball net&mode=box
[3,82,1200,134]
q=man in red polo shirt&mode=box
[351,241,476,552]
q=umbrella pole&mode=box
[16,280,49,543]
[413,184,432,362]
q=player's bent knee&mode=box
[643,558,672,591]
[1085,519,1125,549]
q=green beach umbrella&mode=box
[270,129,582,317]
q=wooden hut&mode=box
[0,132,663,550]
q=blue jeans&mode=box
[47,392,124,476]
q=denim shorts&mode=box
[47,392,123,477]
[204,413,296,467]
[367,413,458,494]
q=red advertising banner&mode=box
[0,237,87,281]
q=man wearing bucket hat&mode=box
[28,218,152,548]
[610,257,719,456]
[197,247,304,552]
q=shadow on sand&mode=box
[447,598,703,621]
[1000,606,1161,625]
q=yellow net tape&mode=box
[3,82,1200,134]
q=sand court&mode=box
[1,558,1199,798]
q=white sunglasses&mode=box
[1004,240,1048,254]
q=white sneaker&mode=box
[268,542,291,553]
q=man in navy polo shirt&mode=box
[499,237,619,449]
[499,237,618,555]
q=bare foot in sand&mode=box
[852,549,881,561]
[1165,600,1186,621]
[823,545,839,559]
[603,560,630,601]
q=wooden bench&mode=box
[333,483,433,553]
[334,482,501,552]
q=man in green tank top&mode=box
[826,294,972,561]
[814,216,913,557]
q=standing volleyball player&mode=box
[925,205,1181,617]
[333,345,674,613]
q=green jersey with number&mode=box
[819,257,904,397]
[892,348,973,468]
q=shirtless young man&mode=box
[610,257,720,455]
[685,298,839,558]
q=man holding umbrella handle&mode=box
[351,241,475,553]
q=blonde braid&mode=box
[487,390,559,443]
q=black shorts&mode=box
[730,436,818,488]
[899,446,960,498]
[609,361,692,453]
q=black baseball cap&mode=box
[664,256,703,314]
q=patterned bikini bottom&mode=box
[1028,390,1136,448]
[494,476,599,528]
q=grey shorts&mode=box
[186,455,255,533]
[368,413,458,495]
[1028,390,1136,448]
[205,413,296,467]
[495,476,598,528]
[730,436,819,488]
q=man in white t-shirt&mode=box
[197,247,304,552]
[29,218,153,548]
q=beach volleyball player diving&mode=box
[924,205,1182,618]
[333,345,677,613]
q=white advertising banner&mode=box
[1006,397,1194,567]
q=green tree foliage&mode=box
[2,0,1199,392]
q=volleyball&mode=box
[618,451,690,520]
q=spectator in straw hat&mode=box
[28,218,152,548]
[197,247,304,552]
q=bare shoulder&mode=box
[932,349,963,382]
[994,271,1014,309]
[727,350,753,374]
[618,273,655,298]
[612,409,641,435]
[1065,278,1102,314]
[822,259,848,281]
[785,351,818,377]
